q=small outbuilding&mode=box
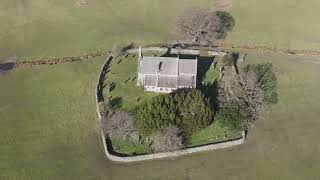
[137,47,198,93]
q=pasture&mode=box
[1,0,320,60]
[1,0,320,179]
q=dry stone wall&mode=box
[127,47,227,56]
[100,130,245,163]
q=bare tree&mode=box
[217,71,264,122]
[236,71,264,122]
[151,126,184,152]
[101,110,137,140]
[173,8,221,46]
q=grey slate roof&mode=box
[139,56,197,89]
[178,75,196,87]
[158,76,178,88]
[139,56,197,75]
[179,59,197,75]
[144,75,157,86]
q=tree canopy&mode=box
[243,63,278,104]
[172,8,235,46]
[151,125,184,152]
[135,89,213,138]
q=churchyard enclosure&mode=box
[99,47,276,157]
[101,50,238,155]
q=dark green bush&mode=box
[215,102,247,131]
[135,89,213,138]
[243,63,278,104]
[215,11,235,39]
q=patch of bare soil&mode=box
[76,0,88,6]
[214,0,232,12]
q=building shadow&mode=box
[197,56,215,86]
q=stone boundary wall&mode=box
[95,49,245,163]
[17,51,110,68]
[100,130,245,163]
[10,43,320,69]
[95,54,113,118]
[127,47,227,57]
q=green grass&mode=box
[2,0,320,61]
[1,0,320,179]
[0,57,109,179]
[103,54,158,111]
[187,121,241,147]
[202,63,219,86]
[0,0,210,60]
[111,139,150,155]
[1,53,320,179]
[226,0,320,51]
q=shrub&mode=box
[102,110,137,140]
[135,89,213,138]
[215,11,236,39]
[243,63,278,104]
[151,125,184,152]
[215,102,247,131]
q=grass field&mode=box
[0,58,107,179]
[1,0,320,61]
[1,53,320,179]
[1,0,320,179]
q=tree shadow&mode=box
[0,57,16,75]
[202,80,219,110]
[216,11,236,39]
[231,52,239,74]
[109,97,123,109]
[0,62,15,74]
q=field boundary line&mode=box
[10,43,320,68]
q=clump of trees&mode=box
[135,89,213,138]
[172,8,235,46]
[216,63,278,130]
[151,125,184,152]
[99,60,278,153]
